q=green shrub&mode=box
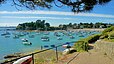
[85,34,101,43]
[100,33,108,39]
[102,26,114,34]
[108,31,114,39]
[74,34,101,52]
[74,41,89,52]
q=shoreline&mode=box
[17,28,105,32]
[67,28,105,31]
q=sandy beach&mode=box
[23,28,105,32]
[67,28,105,31]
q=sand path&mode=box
[56,44,114,64]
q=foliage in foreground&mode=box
[108,31,114,39]
[100,26,114,39]
[0,0,111,13]
[74,41,89,52]
[86,34,101,43]
[102,26,114,34]
[74,34,101,52]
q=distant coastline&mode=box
[22,28,105,32]
[67,28,105,31]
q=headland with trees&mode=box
[16,19,114,31]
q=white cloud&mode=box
[1,11,114,26]
[0,10,114,18]
[1,16,76,20]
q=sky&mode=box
[0,0,114,26]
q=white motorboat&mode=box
[57,37,62,40]
[21,38,32,45]
[41,36,49,41]
[22,42,32,45]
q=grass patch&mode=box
[102,26,114,34]
[34,50,62,64]
[103,38,114,42]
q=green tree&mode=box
[59,24,63,30]
[90,22,93,28]
[36,20,42,30]
[16,19,51,30]
[45,23,50,30]
[45,23,50,28]
[73,23,77,29]
[68,23,72,27]
[83,23,89,28]
[63,24,67,30]
[16,24,24,30]
[40,20,45,30]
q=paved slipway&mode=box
[56,44,114,64]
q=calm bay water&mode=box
[0,28,99,60]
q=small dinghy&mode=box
[70,36,75,39]
[21,38,28,42]
[57,37,62,40]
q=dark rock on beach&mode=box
[4,53,21,59]
[4,54,18,59]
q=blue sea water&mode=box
[0,28,100,60]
